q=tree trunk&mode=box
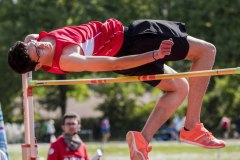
[57,74,67,116]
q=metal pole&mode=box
[27,72,37,159]
[22,73,31,160]
[22,72,37,160]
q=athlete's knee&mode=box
[177,78,189,99]
[193,42,216,60]
[199,42,216,68]
[203,42,216,61]
[187,37,216,64]
[166,78,189,102]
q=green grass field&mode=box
[8,140,240,160]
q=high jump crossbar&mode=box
[30,67,240,87]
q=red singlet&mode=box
[37,18,124,74]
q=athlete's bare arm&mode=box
[60,39,173,72]
[24,34,39,43]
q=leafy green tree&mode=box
[0,0,239,137]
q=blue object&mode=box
[0,103,10,160]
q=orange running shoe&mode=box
[180,123,225,149]
[126,131,152,160]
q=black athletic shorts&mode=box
[114,19,190,87]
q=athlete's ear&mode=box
[34,63,42,71]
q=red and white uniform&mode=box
[36,18,124,74]
[47,135,90,160]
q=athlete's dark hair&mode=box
[8,41,38,74]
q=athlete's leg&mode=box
[141,65,189,142]
[179,36,225,149]
[126,65,188,160]
[184,36,216,130]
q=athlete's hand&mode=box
[154,38,174,59]
[24,34,39,43]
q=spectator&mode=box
[101,117,111,143]
[42,119,56,143]
[173,115,186,135]
[157,121,178,141]
[47,112,89,160]
[219,116,231,139]
[47,119,56,143]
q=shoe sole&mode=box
[126,132,147,160]
[180,138,225,149]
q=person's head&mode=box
[8,40,52,74]
[8,41,39,74]
[62,112,81,136]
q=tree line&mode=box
[0,0,239,137]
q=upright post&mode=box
[22,72,37,160]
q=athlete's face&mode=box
[27,40,41,63]
[62,118,81,136]
[26,40,53,62]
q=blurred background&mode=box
[0,0,240,159]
